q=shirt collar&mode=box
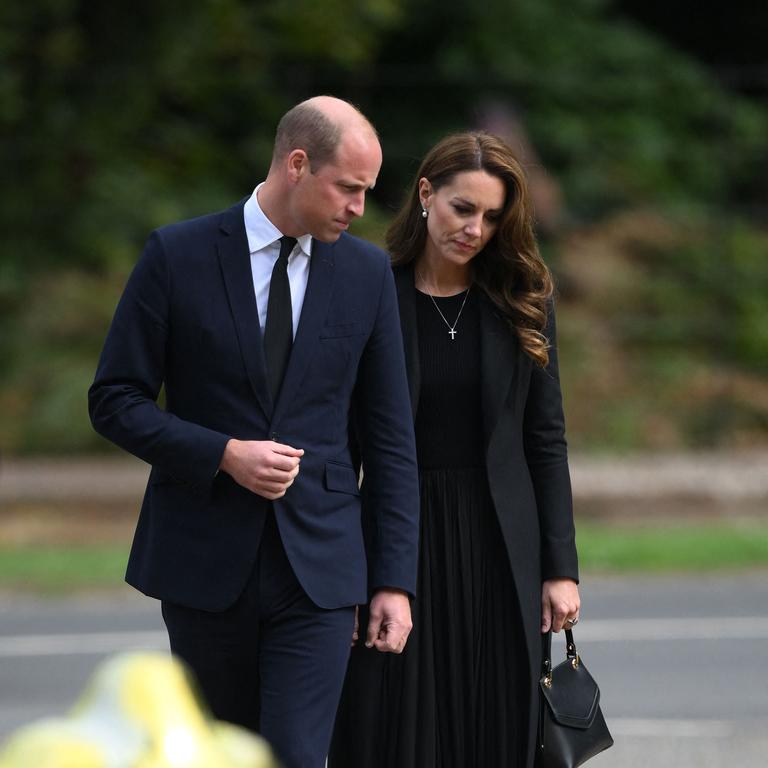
[243,183,313,257]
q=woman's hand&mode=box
[541,579,580,633]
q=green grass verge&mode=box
[577,522,768,572]
[0,545,128,593]
[0,523,767,592]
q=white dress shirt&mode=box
[243,184,313,339]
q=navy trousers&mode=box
[162,511,356,768]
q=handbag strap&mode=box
[540,628,579,683]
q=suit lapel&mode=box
[479,292,519,447]
[394,264,420,417]
[217,200,273,419]
[271,239,336,423]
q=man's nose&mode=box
[347,191,365,218]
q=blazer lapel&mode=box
[479,293,519,447]
[271,239,336,424]
[394,264,420,417]
[217,200,273,419]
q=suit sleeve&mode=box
[523,300,579,583]
[88,231,230,489]
[353,259,420,597]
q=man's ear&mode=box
[287,149,310,183]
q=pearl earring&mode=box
[421,208,428,219]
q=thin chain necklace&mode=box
[416,270,472,341]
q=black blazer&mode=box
[89,199,419,612]
[394,263,578,766]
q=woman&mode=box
[330,132,580,768]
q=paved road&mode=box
[1,574,767,766]
[579,574,768,768]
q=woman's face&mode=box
[419,170,506,268]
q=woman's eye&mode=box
[453,205,471,215]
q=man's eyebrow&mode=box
[339,179,376,191]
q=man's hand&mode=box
[365,589,412,654]
[541,578,580,633]
[219,438,303,499]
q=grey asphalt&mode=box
[1,574,767,766]
[580,574,768,768]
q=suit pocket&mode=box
[319,322,367,339]
[324,461,361,495]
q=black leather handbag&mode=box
[536,628,614,768]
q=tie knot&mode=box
[278,236,297,263]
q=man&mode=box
[89,96,419,768]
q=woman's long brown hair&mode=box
[386,132,553,367]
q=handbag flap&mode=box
[539,659,600,729]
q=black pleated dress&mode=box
[329,288,528,768]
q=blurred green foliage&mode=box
[556,208,768,449]
[619,219,768,371]
[1,0,766,453]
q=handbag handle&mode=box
[540,627,579,687]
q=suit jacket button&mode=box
[270,431,278,441]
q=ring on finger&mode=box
[566,617,579,626]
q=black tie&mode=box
[264,236,297,403]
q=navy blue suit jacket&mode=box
[89,199,419,612]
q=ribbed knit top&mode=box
[414,288,485,469]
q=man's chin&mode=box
[313,229,345,244]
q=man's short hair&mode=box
[273,103,342,170]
